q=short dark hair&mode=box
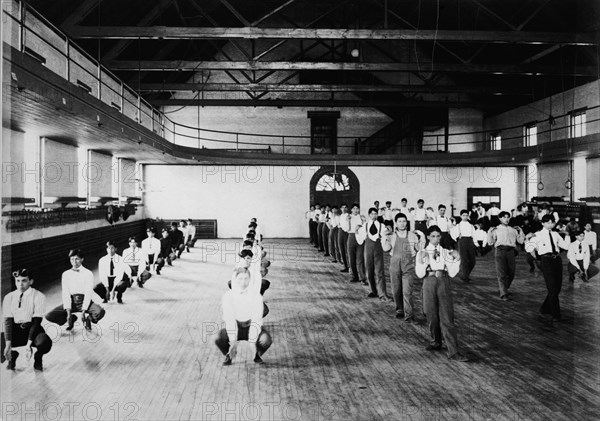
[351,203,360,209]
[239,249,254,258]
[460,209,469,215]
[401,198,407,202]
[147,227,156,234]
[128,236,137,242]
[541,214,555,223]
[385,201,391,205]
[395,213,408,222]
[417,199,424,204]
[331,205,338,209]
[12,268,31,279]
[499,211,510,219]
[171,222,178,228]
[341,203,348,208]
[106,241,116,247]
[368,207,378,214]
[68,249,84,258]
[438,204,446,210]
[427,225,442,235]
[574,230,585,237]
[249,222,257,228]
[383,220,394,228]
[243,240,253,247]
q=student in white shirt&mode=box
[358,207,390,301]
[382,201,394,223]
[567,231,590,282]
[487,203,501,227]
[185,219,197,252]
[450,210,477,283]
[327,206,340,263]
[583,222,597,262]
[97,241,132,304]
[473,224,489,256]
[337,204,350,273]
[122,237,148,287]
[525,214,570,323]
[2,269,52,371]
[346,204,366,283]
[415,226,468,362]
[141,228,161,272]
[431,204,454,249]
[45,249,105,331]
[414,199,428,234]
[215,268,273,365]
[399,198,410,230]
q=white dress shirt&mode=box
[383,207,394,221]
[450,221,475,240]
[61,266,94,310]
[349,215,363,233]
[3,288,46,323]
[141,237,161,256]
[415,244,460,278]
[473,229,488,246]
[414,208,427,221]
[339,213,351,232]
[487,206,500,217]
[122,246,148,269]
[222,288,263,343]
[487,225,524,248]
[99,253,132,287]
[432,215,450,232]
[525,228,570,255]
[584,230,597,251]
[567,240,590,269]
[187,223,197,242]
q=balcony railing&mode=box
[3,0,599,155]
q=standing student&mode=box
[317,207,327,252]
[358,208,390,301]
[141,228,161,272]
[469,205,479,225]
[1,269,52,371]
[382,213,424,321]
[307,205,316,245]
[215,268,273,365]
[399,198,410,230]
[487,203,501,227]
[583,222,597,262]
[185,219,197,252]
[122,237,148,287]
[451,210,477,283]
[567,231,590,282]
[525,215,570,323]
[322,205,331,257]
[432,205,453,249]
[382,201,394,223]
[45,249,105,331]
[337,204,350,273]
[347,204,366,283]
[415,226,468,362]
[96,241,131,304]
[312,204,321,248]
[487,212,525,300]
[473,224,489,257]
[327,206,340,263]
[413,199,428,234]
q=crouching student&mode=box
[416,226,469,362]
[95,241,132,304]
[45,249,105,331]
[123,237,148,287]
[567,231,590,283]
[216,268,273,365]
[2,269,52,371]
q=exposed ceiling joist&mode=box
[138,82,531,95]
[106,60,597,75]
[149,98,511,108]
[65,26,597,45]
[61,0,103,26]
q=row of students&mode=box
[216,218,273,366]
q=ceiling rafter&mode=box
[65,26,596,45]
[216,0,250,26]
[61,0,103,26]
[106,60,597,76]
[251,0,297,27]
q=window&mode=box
[523,123,537,146]
[315,173,351,191]
[570,109,586,138]
[490,133,501,151]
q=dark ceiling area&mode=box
[22,0,600,117]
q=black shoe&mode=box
[361,280,368,286]
[102,299,108,303]
[331,260,338,263]
[84,316,92,331]
[448,352,469,362]
[367,292,377,298]
[33,355,43,371]
[223,355,232,366]
[7,351,18,370]
[500,295,509,301]
[395,312,404,319]
[350,278,360,283]
[404,317,416,324]
[324,253,330,257]
[254,353,264,364]
[65,314,77,331]
[156,270,161,275]
[117,298,123,304]
[425,343,442,351]
[341,268,349,273]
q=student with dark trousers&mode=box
[451,210,477,283]
[525,214,570,324]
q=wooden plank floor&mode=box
[1,239,599,421]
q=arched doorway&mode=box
[310,166,360,208]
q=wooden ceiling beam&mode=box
[137,82,531,95]
[107,60,597,75]
[149,98,511,108]
[251,0,297,27]
[65,26,597,45]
